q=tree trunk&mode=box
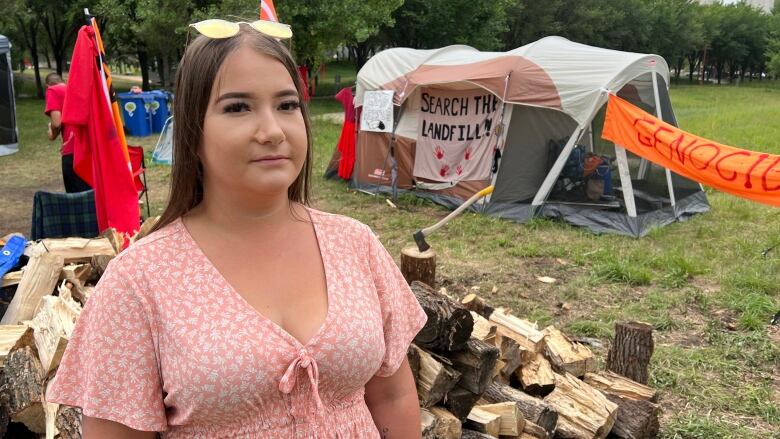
[156,56,165,90]
[31,35,43,99]
[44,50,51,69]
[606,322,654,385]
[138,49,151,91]
[675,58,682,83]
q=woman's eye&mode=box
[224,102,250,113]
[279,100,301,111]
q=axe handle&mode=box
[420,186,494,237]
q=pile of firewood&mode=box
[0,221,156,438]
[409,281,660,439]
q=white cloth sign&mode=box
[413,88,499,182]
[360,90,394,133]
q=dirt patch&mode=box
[0,176,62,236]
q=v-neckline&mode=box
[178,206,332,349]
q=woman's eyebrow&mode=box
[274,89,299,98]
[216,91,253,103]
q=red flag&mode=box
[63,25,140,240]
[260,0,279,22]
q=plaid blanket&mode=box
[31,190,99,240]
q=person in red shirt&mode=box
[45,73,91,193]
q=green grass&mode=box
[2,67,779,438]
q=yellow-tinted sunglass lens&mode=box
[191,20,240,39]
[251,21,293,39]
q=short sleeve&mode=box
[46,257,167,432]
[44,87,63,115]
[365,226,427,377]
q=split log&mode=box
[461,293,495,319]
[411,281,473,352]
[490,312,546,353]
[53,405,81,439]
[428,407,462,439]
[29,295,80,375]
[496,333,533,378]
[60,263,92,297]
[461,429,497,439]
[401,246,436,288]
[1,271,22,288]
[522,420,551,439]
[448,338,499,394]
[475,402,525,436]
[542,326,596,377]
[408,346,421,383]
[465,406,501,437]
[412,345,461,407]
[1,252,64,325]
[131,216,160,244]
[469,312,496,343]
[99,228,125,254]
[29,238,116,265]
[89,254,114,282]
[481,382,558,434]
[606,322,654,384]
[543,372,618,439]
[515,353,555,396]
[443,385,482,422]
[0,325,28,367]
[583,371,658,402]
[2,342,45,433]
[421,408,436,438]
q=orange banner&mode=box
[601,94,780,207]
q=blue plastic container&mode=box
[118,92,154,136]
[148,90,172,133]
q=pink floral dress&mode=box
[47,208,427,438]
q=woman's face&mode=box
[200,44,306,199]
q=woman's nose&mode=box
[253,110,285,145]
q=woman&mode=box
[47,23,427,438]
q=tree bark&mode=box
[138,49,151,91]
[410,281,473,352]
[480,382,558,434]
[447,338,499,394]
[401,246,436,288]
[606,322,654,385]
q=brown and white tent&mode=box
[332,36,708,237]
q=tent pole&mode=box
[486,72,512,206]
[652,71,676,207]
[531,91,609,208]
[614,145,637,217]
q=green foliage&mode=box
[592,257,653,285]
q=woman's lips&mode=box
[251,156,289,164]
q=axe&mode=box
[413,185,494,252]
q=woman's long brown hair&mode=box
[151,28,313,233]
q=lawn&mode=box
[1,69,778,438]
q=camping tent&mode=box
[334,36,709,237]
[0,35,19,157]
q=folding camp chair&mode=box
[127,145,151,219]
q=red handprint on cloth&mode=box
[439,165,450,178]
[434,145,445,160]
[455,165,464,176]
[464,147,473,160]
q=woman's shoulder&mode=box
[109,218,187,269]
[306,206,373,235]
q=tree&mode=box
[33,0,87,76]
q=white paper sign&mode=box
[360,90,394,133]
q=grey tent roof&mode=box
[0,35,9,53]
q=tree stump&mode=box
[606,322,654,385]
[401,246,436,288]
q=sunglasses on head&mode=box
[189,19,293,41]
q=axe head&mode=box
[413,230,430,253]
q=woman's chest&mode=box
[145,258,387,416]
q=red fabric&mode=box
[337,121,356,179]
[45,83,76,155]
[335,87,356,122]
[260,0,279,22]
[127,145,145,192]
[297,66,310,102]
[63,26,140,238]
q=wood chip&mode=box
[536,276,557,284]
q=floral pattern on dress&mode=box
[46,208,427,438]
